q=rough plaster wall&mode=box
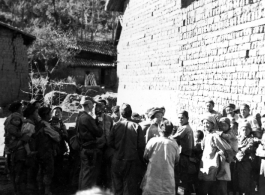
[0,28,29,106]
[117,0,265,126]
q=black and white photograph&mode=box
[1,0,265,195]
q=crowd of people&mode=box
[2,97,265,195]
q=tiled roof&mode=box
[67,58,116,67]
[0,21,35,45]
[70,41,117,56]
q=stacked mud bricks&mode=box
[0,28,29,106]
[117,0,265,126]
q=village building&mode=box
[106,0,265,125]
[51,41,118,91]
[0,21,35,107]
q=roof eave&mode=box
[105,0,125,12]
[0,21,36,46]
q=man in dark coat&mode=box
[78,97,103,190]
[109,103,146,195]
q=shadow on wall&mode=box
[181,0,198,8]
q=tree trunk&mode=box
[90,0,95,41]
[111,12,115,42]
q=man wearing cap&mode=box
[77,97,103,190]
[109,103,145,195]
[172,110,194,195]
[145,108,164,143]
[111,106,120,124]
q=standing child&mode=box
[193,130,204,194]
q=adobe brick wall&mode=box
[117,0,265,126]
[0,28,29,106]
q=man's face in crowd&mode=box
[161,109,165,116]
[240,106,250,118]
[206,102,214,112]
[111,110,120,122]
[178,114,188,126]
[84,100,94,111]
[240,127,251,137]
[95,104,104,116]
[225,107,234,116]
[53,108,62,119]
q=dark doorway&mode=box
[101,69,105,85]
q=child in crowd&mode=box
[193,130,204,194]
[218,117,238,157]
[234,122,256,195]
[6,113,35,156]
[194,130,204,159]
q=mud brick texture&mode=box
[117,0,265,126]
[0,28,29,106]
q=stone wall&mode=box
[117,0,265,126]
[0,28,29,106]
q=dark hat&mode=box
[148,108,163,119]
[160,106,165,111]
[52,106,63,112]
[98,99,108,106]
[178,110,189,118]
[38,107,51,119]
[240,103,250,110]
[224,103,236,110]
[205,99,215,106]
[9,101,22,113]
[80,96,95,105]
